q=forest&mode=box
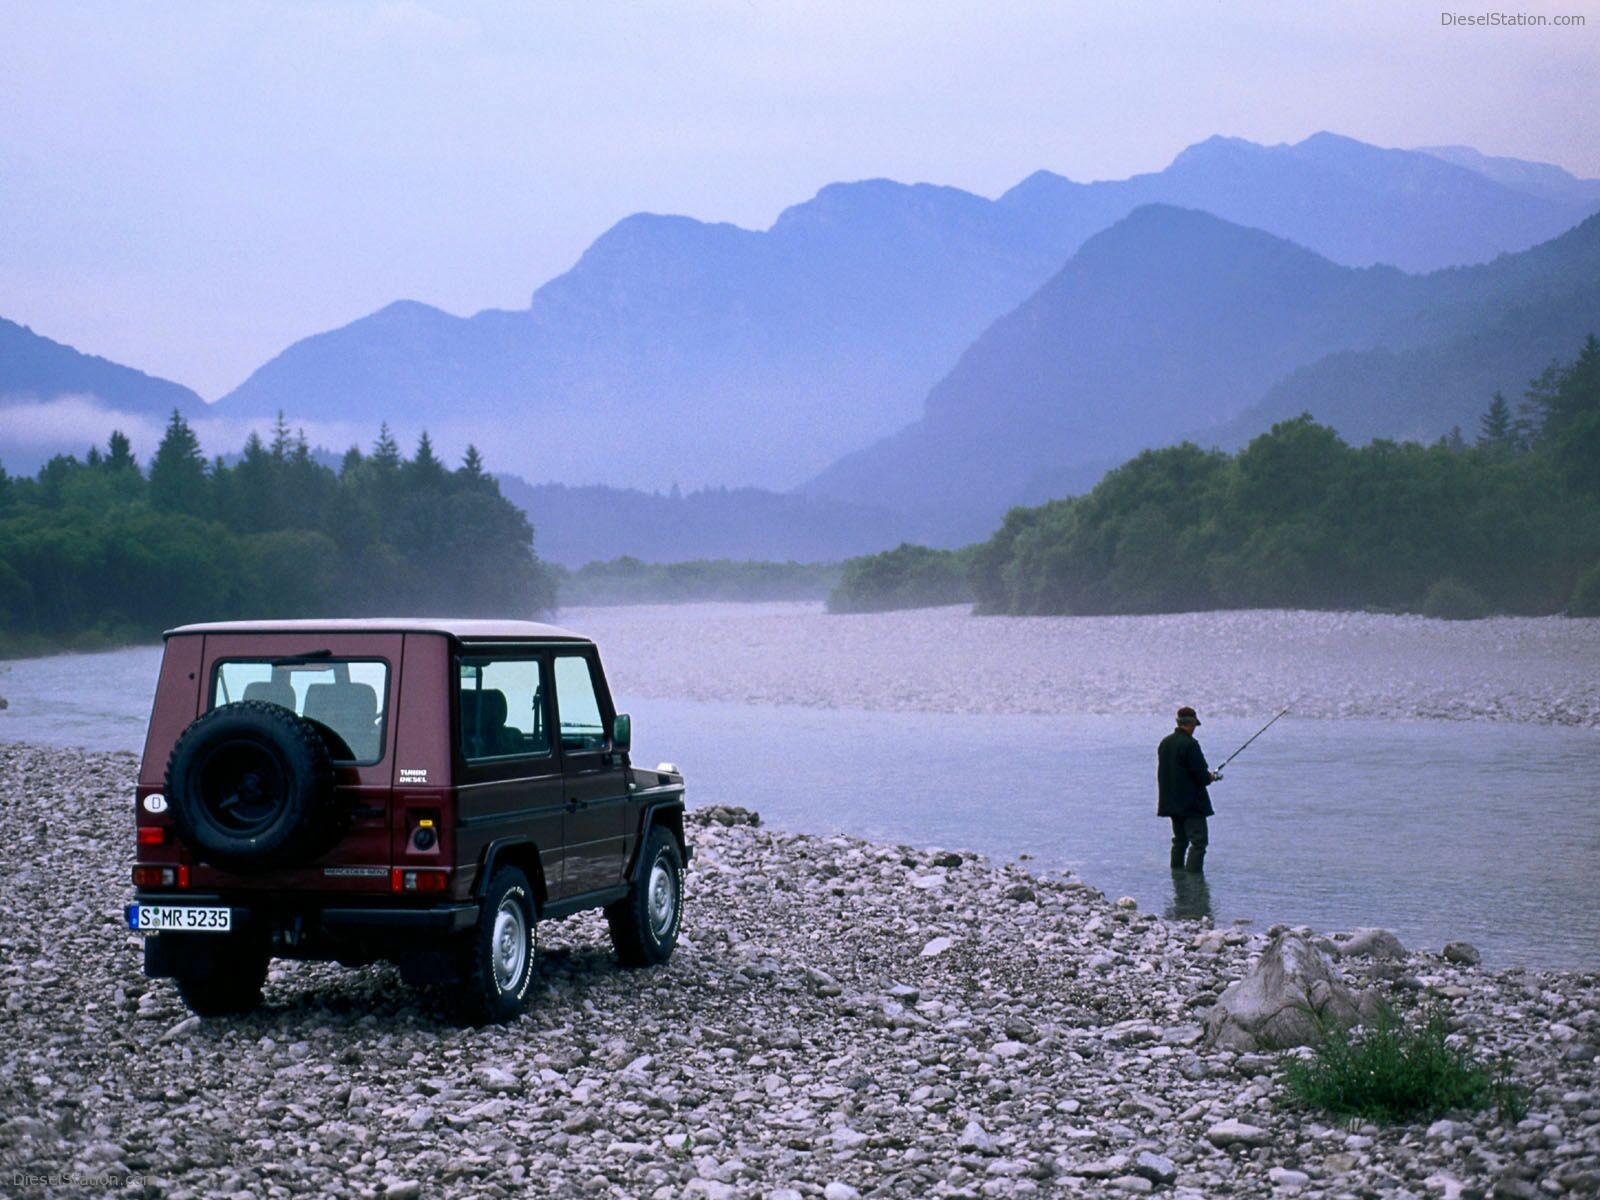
[0,414,556,654]
[830,336,1600,619]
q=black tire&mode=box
[457,867,538,1024]
[607,826,684,967]
[165,700,336,873]
[171,933,270,1017]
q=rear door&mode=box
[454,651,565,899]
[552,651,628,896]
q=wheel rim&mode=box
[196,739,286,836]
[492,897,528,993]
[647,857,677,938]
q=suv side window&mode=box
[553,655,606,752]
[458,656,551,761]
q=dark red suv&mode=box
[127,619,688,1021]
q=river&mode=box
[3,605,1597,967]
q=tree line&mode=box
[0,413,556,653]
[830,335,1600,619]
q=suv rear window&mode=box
[212,659,389,764]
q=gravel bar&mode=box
[3,744,1596,1199]
[569,604,1600,728]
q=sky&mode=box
[2,0,1598,399]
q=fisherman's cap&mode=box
[1176,706,1201,726]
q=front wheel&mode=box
[607,826,684,967]
[457,867,538,1023]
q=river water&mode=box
[3,617,1597,968]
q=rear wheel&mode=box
[607,826,684,967]
[170,933,270,1017]
[457,867,537,1023]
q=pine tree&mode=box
[1477,393,1514,448]
[410,431,445,484]
[149,410,209,515]
[105,430,137,472]
[371,422,401,470]
[270,411,293,460]
[340,445,363,476]
[459,445,485,479]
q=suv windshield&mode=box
[212,659,389,764]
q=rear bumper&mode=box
[129,892,481,940]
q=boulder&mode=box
[1204,932,1377,1051]
[1329,927,1407,960]
[1443,941,1482,966]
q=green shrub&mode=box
[826,543,974,613]
[1420,577,1489,620]
[1569,561,1600,616]
[1281,1003,1524,1124]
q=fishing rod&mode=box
[1214,707,1290,773]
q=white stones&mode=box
[920,936,954,958]
[823,1183,861,1200]
[1331,928,1408,960]
[1426,1118,1461,1142]
[1206,1119,1271,1148]
[156,1015,200,1044]
[1076,1154,1130,1178]
[475,1064,522,1092]
[9,743,1600,1200]
[957,1120,995,1153]
[1268,1166,1310,1191]
[1132,1151,1177,1184]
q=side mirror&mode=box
[612,712,631,753]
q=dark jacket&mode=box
[1157,727,1214,817]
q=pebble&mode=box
[1,745,1595,1200]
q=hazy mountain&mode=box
[495,475,920,567]
[1416,145,1600,209]
[213,134,1598,494]
[806,209,1600,543]
[218,184,1074,492]
[0,317,202,414]
[1213,214,1600,448]
[998,132,1598,274]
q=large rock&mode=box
[1204,932,1376,1051]
[1329,927,1407,960]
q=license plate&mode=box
[126,904,232,933]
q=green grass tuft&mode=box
[1280,1003,1526,1124]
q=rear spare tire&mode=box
[166,700,337,873]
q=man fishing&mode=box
[1157,706,1219,873]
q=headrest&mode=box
[242,679,296,710]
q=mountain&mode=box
[806,209,1600,543]
[1416,145,1600,209]
[1213,214,1600,448]
[0,317,202,415]
[217,184,1076,492]
[213,134,1600,494]
[997,132,1598,274]
[495,476,918,567]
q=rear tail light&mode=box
[392,869,449,893]
[137,827,166,846]
[132,865,190,888]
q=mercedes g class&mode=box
[127,619,688,1022]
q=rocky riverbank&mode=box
[570,604,1600,728]
[2,744,1596,1199]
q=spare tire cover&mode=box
[165,699,337,873]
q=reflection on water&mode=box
[2,644,1597,967]
[1166,869,1214,923]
